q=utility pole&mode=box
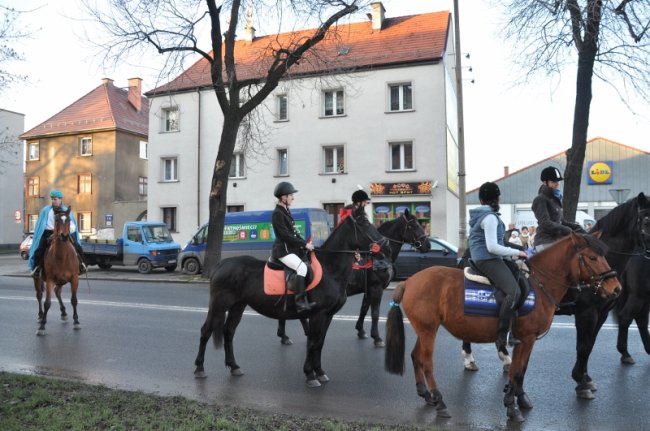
[453,0,467,253]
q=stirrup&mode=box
[508,332,521,346]
[30,266,41,278]
[79,262,87,274]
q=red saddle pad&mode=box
[263,255,323,295]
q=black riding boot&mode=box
[293,275,316,313]
[73,241,87,274]
[496,300,521,349]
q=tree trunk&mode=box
[203,113,240,276]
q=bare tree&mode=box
[0,4,30,93]
[84,0,367,274]
[500,0,650,219]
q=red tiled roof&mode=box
[148,11,450,95]
[21,80,150,139]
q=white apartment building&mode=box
[146,4,461,245]
[0,108,25,246]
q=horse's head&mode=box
[400,209,431,252]
[635,193,650,252]
[54,206,72,242]
[333,205,390,258]
[568,232,621,299]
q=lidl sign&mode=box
[587,161,613,185]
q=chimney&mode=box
[371,2,385,31]
[128,77,142,112]
[504,166,510,177]
[243,7,255,42]
[102,77,114,85]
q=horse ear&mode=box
[639,192,648,206]
[404,208,410,217]
[591,230,602,239]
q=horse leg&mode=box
[37,281,54,336]
[503,341,534,422]
[34,279,44,322]
[635,303,650,354]
[304,313,333,387]
[355,293,370,339]
[54,285,68,321]
[616,297,641,364]
[572,308,600,399]
[369,289,385,347]
[498,344,512,373]
[223,302,246,376]
[194,293,229,378]
[70,280,80,328]
[300,317,309,336]
[411,322,449,417]
[277,319,293,345]
[461,341,479,371]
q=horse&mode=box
[460,193,650,399]
[384,233,621,422]
[34,207,81,335]
[614,204,650,364]
[193,205,388,387]
[275,209,431,347]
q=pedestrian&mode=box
[520,226,530,249]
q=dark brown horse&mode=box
[384,233,621,422]
[34,207,81,335]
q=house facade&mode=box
[146,4,461,245]
[20,78,150,238]
[0,108,25,247]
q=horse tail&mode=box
[208,295,226,349]
[385,282,406,375]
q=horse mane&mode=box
[591,195,640,236]
[580,233,609,256]
[320,205,366,249]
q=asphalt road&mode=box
[1,253,649,430]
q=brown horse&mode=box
[34,207,81,335]
[384,233,621,422]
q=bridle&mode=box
[385,214,428,249]
[317,213,388,256]
[54,213,71,242]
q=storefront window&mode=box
[373,202,431,234]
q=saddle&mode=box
[263,255,323,296]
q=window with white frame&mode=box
[27,177,39,197]
[161,107,180,132]
[79,137,92,156]
[162,207,177,232]
[77,212,92,233]
[388,83,413,111]
[78,173,92,194]
[323,145,345,174]
[139,141,148,159]
[229,152,245,178]
[322,89,345,117]
[277,149,288,176]
[27,142,39,161]
[276,94,288,121]
[162,157,178,181]
[28,214,38,233]
[139,176,148,196]
[389,141,414,171]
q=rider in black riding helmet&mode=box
[469,182,528,350]
[338,189,371,225]
[271,182,316,313]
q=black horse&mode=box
[276,209,431,347]
[614,203,650,364]
[461,193,650,398]
[193,205,387,387]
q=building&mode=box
[466,137,650,228]
[20,78,150,237]
[0,108,25,247]
[146,3,461,244]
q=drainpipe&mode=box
[197,88,202,227]
[453,0,467,253]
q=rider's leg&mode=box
[30,231,52,277]
[279,254,316,312]
[72,238,87,274]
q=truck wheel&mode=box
[165,264,177,272]
[182,258,200,275]
[138,259,152,274]
[98,263,112,269]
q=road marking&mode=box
[0,294,637,330]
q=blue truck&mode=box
[81,221,181,274]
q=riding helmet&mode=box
[351,190,371,204]
[478,182,500,202]
[273,181,298,198]
[540,166,564,182]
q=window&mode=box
[162,107,179,132]
[388,83,413,111]
[162,207,177,232]
[77,212,92,233]
[322,90,345,117]
[227,205,244,213]
[276,94,288,121]
[162,157,178,181]
[28,214,38,233]
[78,174,92,194]
[229,153,245,178]
[323,145,345,174]
[27,177,39,197]
[139,141,148,159]
[27,142,39,161]
[277,149,288,176]
[139,176,148,196]
[79,137,92,156]
[389,141,414,171]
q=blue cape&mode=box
[28,205,79,270]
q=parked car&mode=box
[393,237,459,280]
[19,235,33,260]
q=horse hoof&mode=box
[230,368,244,376]
[374,340,385,348]
[73,324,81,330]
[306,379,321,388]
[61,316,68,321]
[585,381,597,391]
[464,361,479,371]
[36,329,45,336]
[281,338,293,346]
[194,370,207,379]
[503,363,510,373]
[508,413,525,423]
[436,408,451,418]
[517,393,533,410]
[621,355,635,365]
[507,406,525,422]
[576,389,595,399]
[317,374,330,383]
[357,332,368,339]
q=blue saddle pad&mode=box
[464,278,535,317]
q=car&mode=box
[19,235,33,260]
[393,236,459,280]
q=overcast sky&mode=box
[3,0,649,190]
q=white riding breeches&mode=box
[279,253,308,277]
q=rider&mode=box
[532,166,583,252]
[29,189,87,278]
[271,182,316,313]
[338,189,371,225]
[469,182,528,349]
